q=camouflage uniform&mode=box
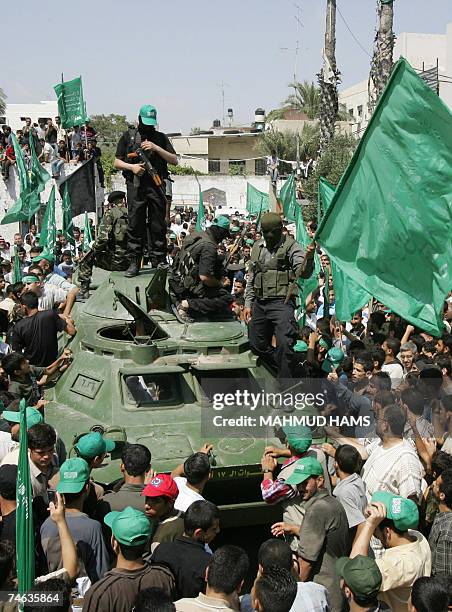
[78,206,129,285]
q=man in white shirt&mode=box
[381,338,404,389]
[172,448,212,513]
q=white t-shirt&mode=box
[174,477,205,512]
[43,142,56,162]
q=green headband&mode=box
[22,275,40,283]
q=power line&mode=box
[336,5,372,58]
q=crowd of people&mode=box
[0,118,104,186]
[0,102,451,611]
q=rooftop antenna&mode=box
[219,81,229,126]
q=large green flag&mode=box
[82,212,93,252]
[315,58,452,336]
[16,399,35,595]
[279,174,299,223]
[62,184,75,246]
[29,132,50,194]
[1,134,43,225]
[318,177,371,321]
[12,247,22,284]
[246,183,269,219]
[39,185,57,251]
[54,76,88,130]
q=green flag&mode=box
[12,247,22,284]
[1,134,43,225]
[54,76,88,130]
[16,398,35,595]
[29,132,50,194]
[82,212,93,252]
[39,185,57,252]
[195,186,205,231]
[315,58,452,336]
[295,207,320,302]
[279,174,300,223]
[318,177,371,321]
[62,184,75,246]
[246,183,269,219]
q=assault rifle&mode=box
[127,148,167,199]
[223,224,248,268]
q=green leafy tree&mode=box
[0,87,6,115]
[190,127,202,135]
[283,81,320,120]
[303,132,357,220]
[90,114,130,148]
[256,123,320,171]
[168,163,204,175]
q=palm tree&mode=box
[282,81,320,120]
[0,87,6,115]
[369,0,395,112]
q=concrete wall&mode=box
[1,101,59,131]
[111,174,272,211]
[0,163,103,245]
[170,136,209,173]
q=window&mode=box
[208,159,220,173]
[255,158,266,175]
[229,159,245,174]
[357,105,363,118]
[123,373,194,407]
[348,108,354,119]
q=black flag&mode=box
[59,158,95,217]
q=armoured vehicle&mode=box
[46,267,289,527]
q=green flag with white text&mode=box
[39,185,57,252]
[318,177,371,321]
[16,398,35,596]
[315,58,452,336]
[54,76,88,130]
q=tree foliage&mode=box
[0,87,6,116]
[256,123,320,169]
[303,132,358,206]
[283,80,320,119]
[90,114,130,148]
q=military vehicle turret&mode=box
[46,267,288,526]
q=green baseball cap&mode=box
[2,407,43,429]
[335,555,382,599]
[169,233,177,239]
[213,216,230,230]
[139,104,158,126]
[371,491,419,531]
[294,340,308,353]
[75,432,115,460]
[57,458,90,494]
[104,506,152,546]
[322,347,345,373]
[283,425,312,454]
[246,238,254,246]
[285,456,323,485]
[230,226,240,233]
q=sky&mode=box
[2,0,451,133]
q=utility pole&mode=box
[318,0,340,153]
[368,0,395,113]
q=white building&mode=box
[0,101,59,132]
[340,23,452,134]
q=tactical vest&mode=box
[250,236,296,299]
[125,128,169,181]
[110,206,128,246]
[170,231,219,297]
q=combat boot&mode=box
[79,282,90,299]
[124,258,141,278]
